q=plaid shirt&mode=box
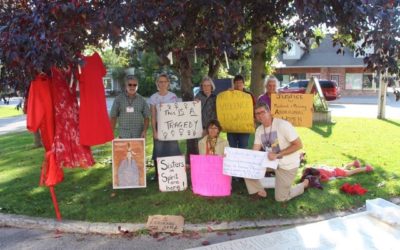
[110,92,150,138]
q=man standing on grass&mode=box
[244,103,310,200]
[110,75,150,138]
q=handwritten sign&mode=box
[271,93,313,127]
[216,90,255,133]
[223,147,278,179]
[157,101,202,141]
[190,155,231,197]
[157,156,187,192]
[146,215,184,233]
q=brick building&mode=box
[275,36,377,96]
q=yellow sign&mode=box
[216,90,255,133]
[271,94,313,127]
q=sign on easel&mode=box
[306,77,328,111]
[271,93,314,127]
[157,155,187,192]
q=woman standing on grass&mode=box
[194,76,217,136]
[257,75,279,109]
[149,73,181,180]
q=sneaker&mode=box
[365,165,374,172]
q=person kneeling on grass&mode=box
[245,103,310,201]
[301,159,374,185]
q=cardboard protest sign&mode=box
[146,215,184,233]
[112,139,146,189]
[157,155,187,192]
[216,90,255,133]
[157,101,202,141]
[223,147,278,179]
[271,93,313,127]
[190,155,231,197]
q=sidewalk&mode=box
[330,93,400,107]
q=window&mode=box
[311,74,320,79]
[103,77,113,89]
[331,75,339,84]
[362,74,377,90]
[346,73,377,90]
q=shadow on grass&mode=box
[310,122,336,138]
[381,119,400,128]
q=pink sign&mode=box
[190,155,231,197]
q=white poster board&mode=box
[157,155,187,192]
[157,101,202,141]
[223,147,278,179]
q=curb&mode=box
[1,197,399,235]
[0,207,376,235]
[3,198,399,236]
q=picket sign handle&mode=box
[49,186,62,221]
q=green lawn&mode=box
[0,117,399,223]
[0,106,23,118]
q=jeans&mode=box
[227,133,250,149]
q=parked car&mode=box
[278,79,341,101]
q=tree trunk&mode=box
[33,131,42,148]
[377,71,387,119]
[250,24,267,97]
[208,57,220,78]
[178,52,198,161]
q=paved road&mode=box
[0,226,288,250]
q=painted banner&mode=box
[271,93,314,127]
[190,155,231,197]
[112,139,146,189]
[157,155,187,192]
[223,147,278,179]
[157,101,202,141]
[146,215,184,233]
[216,90,255,133]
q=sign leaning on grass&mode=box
[157,101,202,141]
[223,147,278,179]
[216,90,255,133]
[146,215,184,234]
[157,155,187,192]
[112,139,146,189]
[271,93,313,127]
[190,154,231,197]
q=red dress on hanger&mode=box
[50,67,95,168]
[26,75,64,186]
[78,52,114,146]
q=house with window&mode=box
[275,36,377,96]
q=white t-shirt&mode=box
[254,118,300,170]
[149,91,178,106]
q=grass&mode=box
[0,106,23,118]
[0,117,399,223]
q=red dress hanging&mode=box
[26,75,64,186]
[50,67,95,168]
[78,52,114,146]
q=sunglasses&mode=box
[127,84,137,87]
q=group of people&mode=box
[109,73,371,202]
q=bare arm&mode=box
[268,137,303,160]
[151,105,157,139]
[252,144,262,151]
[110,117,117,132]
[141,117,149,138]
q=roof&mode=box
[277,36,365,68]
